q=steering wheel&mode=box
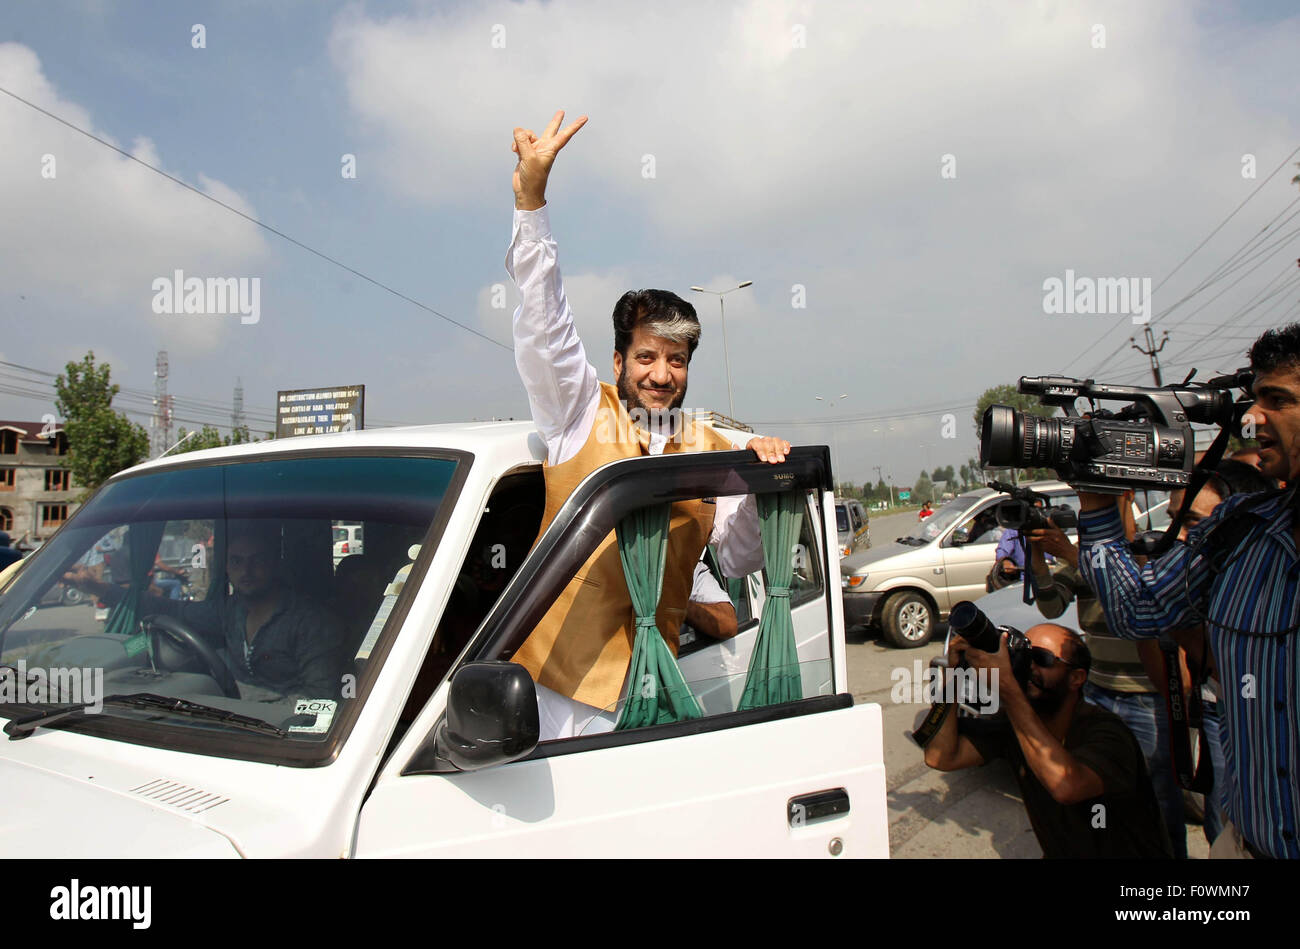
[140,614,241,699]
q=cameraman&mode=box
[1076,323,1300,858]
[923,622,1172,858]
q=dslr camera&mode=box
[988,479,1078,532]
[979,371,1253,493]
[943,600,1032,713]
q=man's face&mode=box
[1023,624,1083,716]
[613,326,689,415]
[1171,484,1225,542]
[227,535,278,599]
[1243,367,1300,482]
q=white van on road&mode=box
[0,423,886,858]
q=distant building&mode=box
[0,421,77,548]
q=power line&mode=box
[0,84,513,353]
[0,360,421,431]
[1064,153,1300,376]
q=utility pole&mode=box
[1130,327,1170,387]
[232,377,245,436]
[151,351,172,458]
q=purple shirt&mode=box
[994,529,1025,569]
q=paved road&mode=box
[846,510,1210,858]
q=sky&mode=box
[1,0,1298,488]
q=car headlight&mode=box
[841,574,867,589]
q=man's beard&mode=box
[617,364,687,422]
[1027,677,1071,717]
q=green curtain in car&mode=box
[738,491,805,710]
[614,503,703,730]
[103,522,166,639]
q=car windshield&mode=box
[0,454,459,763]
[903,496,977,543]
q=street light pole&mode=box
[690,282,752,419]
[815,394,849,488]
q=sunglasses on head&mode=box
[1029,646,1080,669]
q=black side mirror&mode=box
[432,661,539,772]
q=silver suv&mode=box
[839,481,1078,648]
[835,497,870,559]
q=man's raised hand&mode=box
[513,110,588,211]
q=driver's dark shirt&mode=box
[163,589,345,698]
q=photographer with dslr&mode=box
[923,607,1172,858]
[1025,491,1188,857]
[1074,324,1300,858]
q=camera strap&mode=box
[1159,639,1213,793]
[1132,421,1235,559]
[908,699,955,748]
[1017,535,1041,605]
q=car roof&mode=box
[953,480,1073,503]
[113,419,759,484]
[121,420,548,482]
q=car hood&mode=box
[842,540,930,573]
[0,758,240,858]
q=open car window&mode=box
[446,448,837,746]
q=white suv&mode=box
[0,426,886,857]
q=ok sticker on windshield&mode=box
[288,698,337,734]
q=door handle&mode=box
[788,788,849,826]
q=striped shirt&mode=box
[1078,492,1300,858]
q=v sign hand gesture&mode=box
[513,110,588,211]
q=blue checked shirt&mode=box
[1078,492,1300,858]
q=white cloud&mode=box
[0,43,271,351]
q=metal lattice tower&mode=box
[232,377,245,433]
[152,351,172,457]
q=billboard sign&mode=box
[276,385,364,438]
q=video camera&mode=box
[978,370,1254,494]
[987,479,1078,532]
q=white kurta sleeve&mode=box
[690,558,733,605]
[707,427,763,577]
[506,205,600,465]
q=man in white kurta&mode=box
[507,111,788,739]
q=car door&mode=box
[938,499,1002,610]
[353,447,886,858]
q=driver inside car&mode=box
[64,521,345,699]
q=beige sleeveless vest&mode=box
[512,382,738,711]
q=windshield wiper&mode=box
[4,692,287,740]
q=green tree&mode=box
[170,424,258,455]
[53,352,150,496]
[913,472,935,503]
